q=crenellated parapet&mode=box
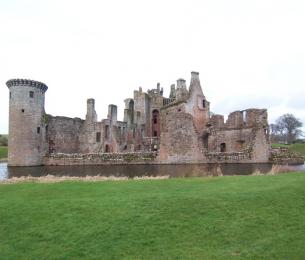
[6,79,48,93]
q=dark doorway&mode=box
[105,144,110,153]
[220,143,226,152]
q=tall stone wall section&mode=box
[207,128,253,152]
[158,104,204,163]
[47,116,84,154]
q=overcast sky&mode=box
[0,0,304,134]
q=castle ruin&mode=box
[6,72,271,166]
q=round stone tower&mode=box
[6,79,48,166]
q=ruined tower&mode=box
[6,79,48,166]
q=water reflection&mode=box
[1,162,304,181]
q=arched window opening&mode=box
[105,144,110,153]
[220,143,226,152]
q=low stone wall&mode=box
[45,152,158,165]
[43,149,304,166]
[204,151,252,163]
[270,148,305,165]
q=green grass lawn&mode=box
[272,143,305,156]
[0,146,8,159]
[1,173,305,259]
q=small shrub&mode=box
[0,135,8,146]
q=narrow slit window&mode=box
[37,127,40,134]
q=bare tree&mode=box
[275,114,303,144]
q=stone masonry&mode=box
[6,72,272,166]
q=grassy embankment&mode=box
[272,143,305,156]
[0,146,8,159]
[1,172,305,259]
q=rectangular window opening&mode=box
[96,132,101,142]
[105,125,109,138]
[29,91,34,98]
[37,127,40,134]
[133,129,136,138]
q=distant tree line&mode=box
[0,135,8,146]
[270,114,304,144]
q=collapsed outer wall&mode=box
[158,106,204,163]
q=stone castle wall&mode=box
[47,116,84,154]
[6,73,276,166]
[158,104,204,163]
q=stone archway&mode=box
[220,143,226,152]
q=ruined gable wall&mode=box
[159,104,204,163]
[210,115,225,128]
[207,128,253,152]
[147,93,164,138]
[115,121,128,151]
[47,116,84,154]
[185,99,210,133]
[134,90,150,127]
[79,121,103,153]
[226,111,244,128]
[100,119,119,153]
[185,72,210,133]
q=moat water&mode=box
[0,162,305,181]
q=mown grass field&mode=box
[0,146,8,159]
[1,172,305,259]
[272,143,305,156]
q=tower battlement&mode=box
[6,79,48,93]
